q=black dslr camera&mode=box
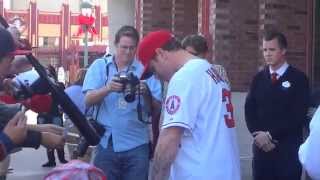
[114,72,140,103]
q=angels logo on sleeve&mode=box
[165,95,181,115]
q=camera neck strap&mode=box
[91,57,112,122]
[137,84,153,124]
[104,56,151,124]
[112,56,134,74]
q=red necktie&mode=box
[271,72,278,84]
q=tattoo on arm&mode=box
[151,127,183,180]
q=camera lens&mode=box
[124,93,135,102]
[124,83,135,102]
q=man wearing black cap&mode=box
[0,27,66,161]
[0,27,30,161]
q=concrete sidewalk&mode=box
[7,147,65,180]
[7,111,70,180]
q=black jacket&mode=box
[245,66,309,142]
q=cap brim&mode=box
[8,49,32,56]
[140,65,154,80]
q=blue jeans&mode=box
[93,140,149,180]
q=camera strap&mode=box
[137,84,153,124]
[84,105,94,119]
[87,56,111,124]
[102,56,150,124]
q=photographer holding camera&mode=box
[83,25,162,180]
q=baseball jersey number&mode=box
[222,88,235,128]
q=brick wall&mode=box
[139,0,173,36]
[259,0,311,74]
[138,0,198,38]
[136,0,312,91]
[208,0,311,91]
[209,0,260,91]
[0,0,3,16]
[172,0,198,38]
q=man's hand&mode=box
[41,132,65,149]
[136,81,151,96]
[3,111,27,145]
[85,76,124,106]
[36,124,64,135]
[2,78,14,96]
[152,127,184,180]
[109,77,125,92]
[261,141,276,152]
[252,131,275,151]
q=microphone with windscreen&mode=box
[26,54,101,146]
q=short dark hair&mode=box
[161,37,182,51]
[114,25,139,46]
[74,68,87,86]
[263,30,288,49]
[181,34,208,54]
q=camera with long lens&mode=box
[11,69,49,100]
[74,119,105,158]
[114,72,140,103]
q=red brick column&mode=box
[198,0,213,61]
[199,0,210,37]
[61,3,70,66]
[135,0,142,35]
[95,5,101,41]
[0,0,3,16]
[29,1,38,50]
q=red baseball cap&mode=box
[137,30,173,79]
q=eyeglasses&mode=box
[118,45,136,51]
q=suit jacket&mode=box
[245,65,309,143]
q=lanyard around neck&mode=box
[105,56,134,83]
[112,56,133,73]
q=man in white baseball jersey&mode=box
[299,107,320,180]
[137,30,240,180]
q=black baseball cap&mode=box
[0,27,31,59]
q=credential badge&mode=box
[282,81,291,88]
[118,98,127,109]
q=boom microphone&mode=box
[26,54,100,146]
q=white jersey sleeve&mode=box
[162,74,200,131]
[299,107,320,180]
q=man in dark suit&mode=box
[245,29,310,180]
